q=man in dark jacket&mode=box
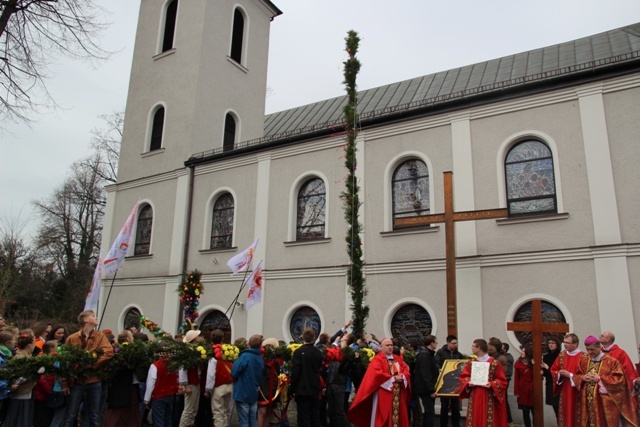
[414,335,440,427]
[291,328,324,427]
[231,334,264,427]
[434,335,463,427]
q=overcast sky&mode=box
[2,0,640,240]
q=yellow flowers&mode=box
[196,346,208,360]
[361,347,375,362]
[287,343,302,354]
[220,344,239,361]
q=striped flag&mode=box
[226,237,259,275]
[245,260,264,309]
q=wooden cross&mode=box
[507,299,569,427]
[394,171,508,336]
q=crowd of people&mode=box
[0,311,638,427]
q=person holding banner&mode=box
[458,338,508,427]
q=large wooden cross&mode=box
[507,299,569,427]
[394,171,508,336]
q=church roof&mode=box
[188,22,640,164]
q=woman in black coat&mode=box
[541,337,561,418]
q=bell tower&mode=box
[117,0,282,182]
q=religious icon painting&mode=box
[435,359,468,397]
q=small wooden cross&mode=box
[394,171,508,336]
[507,299,569,427]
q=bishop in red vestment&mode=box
[550,333,584,427]
[458,338,508,427]
[348,338,411,427]
[574,335,638,427]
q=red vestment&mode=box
[348,352,411,427]
[574,353,638,427]
[550,350,583,427]
[605,345,638,391]
[458,356,508,427]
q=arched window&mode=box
[230,8,245,63]
[391,304,433,347]
[289,306,321,344]
[223,113,236,152]
[211,193,234,249]
[134,205,153,255]
[505,140,557,216]
[296,178,326,240]
[149,107,165,151]
[512,300,566,350]
[123,307,141,331]
[392,159,429,228]
[162,0,178,52]
[200,310,231,343]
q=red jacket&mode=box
[34,374,55,402]
[514,358,534,406]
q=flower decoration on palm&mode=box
[178,269,203,331]
[212,344,239,362]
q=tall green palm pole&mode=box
[341,31,369,336]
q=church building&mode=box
[100,0,640,354]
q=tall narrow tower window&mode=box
[162,0,178,52]
[230,9,245,63]
[223,113,236,152]
[149,107,165,151]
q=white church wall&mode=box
[265,142,348,270]
[603,85,640,243]
[366,270,447,339]
[262,275,347,341]
[189,163,259,271]
[626,257,640,344]
[471,99,597,252]
[479,259,599,347]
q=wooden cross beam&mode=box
[507,299,569,427]
[394,171,508,336]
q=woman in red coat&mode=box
[514,345,534,427]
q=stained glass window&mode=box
[201,310,232,343]
[390,304,433,347]
[211,193,234,249]
[289,306,321,343]
[513,300,566,351]
[124,307,141,331]
[392,159,429,228]
[134,205,153,255]
[297,178,326,240]
[505,140,557,216]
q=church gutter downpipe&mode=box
[178,165,196,331]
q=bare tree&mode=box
[87,111,123,183]
[0,0,110,125]
[0,216,32,302]
[33,154,106,318]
